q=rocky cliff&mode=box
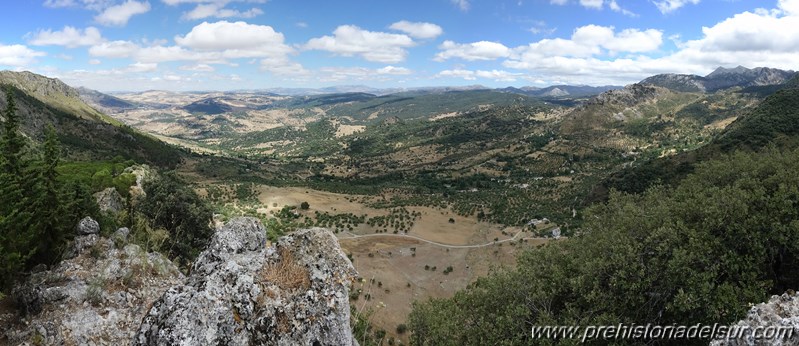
[0,217,358,346]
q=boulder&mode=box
[710,292,799,345]
[133,217,358,346]
[76,216,100,235]
[94,187,125,214]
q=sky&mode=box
[1,0,798,91]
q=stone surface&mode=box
[76,216,100,235]
[94,187,125,214]
[2,227,184,345]
[710,292,799,346]
[133,217,358,346]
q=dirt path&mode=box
[337,230,549,249]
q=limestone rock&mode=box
[76,216,100,235]
[133,217,358,346]
[113,227,130,243]
[710,292,799,346]
[2,225,184,345]
[94,187,125,214]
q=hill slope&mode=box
[594,73,799,199]
[0,70,183,167]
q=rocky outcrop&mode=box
[2,218,184,345]
[133,218,358,346]
[1,216,357,346]
[124,164,154,200]
[710,292,799,346]
[94,187,125,214]
[587,83,661,108]
[641,66,796,93]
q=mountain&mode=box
[641,66,796,93]
[0,71,118,123]
[0,70,183,167]
[593,73,799,200]
[77,86,138,112]
[500,85,621,98]
[182,97,234,115]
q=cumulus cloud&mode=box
[652,0,700,14]
[28,26,104,48]
[389,21,443,39]
[176,21,289,52]
[498,2,799,85]
[95,0,151,26]
[0,44,46,66]
[434,40,512,61]
[305,25,415,63]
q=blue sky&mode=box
[1,0,798,91]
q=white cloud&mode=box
[180,63,215,72]
[498,3,799,86]
[652,0,700,14]
[579,0,603,9]
[389,21,443,39]
[135,45,210,63]
[175,21,290,52]
[182,3,263,20]
[377,66,412,75]
[438,69,476,80]
[0,44,46,66]
[780,0,799,15]
[438,69,522,82]
[548,0,636,15]
[43,0,78,8]
[128,62,158,72]
[314,66,410,82]
[89,59,102,65]
[305,25,415,63]
[260,59,308,76]
[609,0,637,16]
[89,40,139,58]
[95,0,151,26]
[451,0,470,11]
[28,26,104,48]
[434,40,512,61]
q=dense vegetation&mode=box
[0,87,214,293]
[0,88,98,293]
[596,76,799,199]
[409,147,799,345]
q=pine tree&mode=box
[0,86,34,292]
[28,125,66,264]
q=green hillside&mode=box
[0,72,184,168]
[593,75,799,200]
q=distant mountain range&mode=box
[498,85,621,98]
[640,66,796,93]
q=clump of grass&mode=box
[260,248,311,291]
